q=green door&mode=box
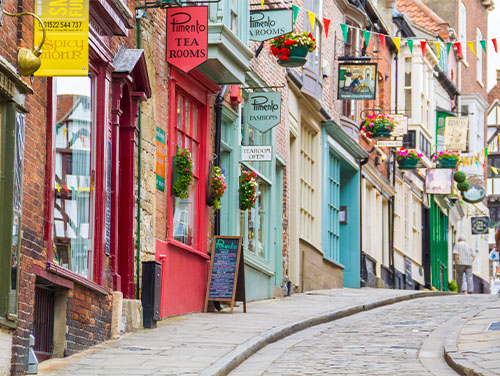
[430,200,448,291]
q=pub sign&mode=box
[166,7,208,73]
[471,216,489,235]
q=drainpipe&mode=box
[214,85,228,236]
[359,156,369,286]
[135,17,142,299]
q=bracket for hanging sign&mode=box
[249,1,292,8]
[138,0,221,10]
[241,84,285,91]
[377,140,403,148]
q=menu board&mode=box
[205,236,246,313]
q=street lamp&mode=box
[2,9,46,76]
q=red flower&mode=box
[308,32,313,39]
[280,55,290,60]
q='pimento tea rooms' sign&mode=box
[166,7,208,73]
[247,92,281,133]
[249,9,293,42]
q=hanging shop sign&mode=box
[338,63,377,100]
[204,236,246,313]
[34,0,89,76]
[444,117,469,152]
[377,140,402,148]
[156,127,166,191]
[242,145,272,161]
[462,184,486,203]
[249,9,293,42]
[425,168,452,195]
[391,114,408,137]
[166,6,208,73]
[247,92,281,133]
[471,216,489,235]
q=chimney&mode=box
[438,23,449,42]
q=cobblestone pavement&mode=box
[37,288,427,376]
[231,295,497,376]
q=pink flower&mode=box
[361,127,366,132]
[185,168,188,171]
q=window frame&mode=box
[476,28,483,84]
[459,1,467,62]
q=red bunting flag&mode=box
[421,41,427,56]
[323,17,331,39]
[455,42,463,59]
[378,34,386,51]
[493,38,498,53]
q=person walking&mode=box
[453,236,475,294]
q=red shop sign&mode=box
[166,6,208,73]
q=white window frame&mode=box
[477,28,483,85]
[459,2,467,62]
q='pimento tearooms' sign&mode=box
[166,7,208,73]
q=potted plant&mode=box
[239,170,258,211]
[361,113,396,139]
[433,150,460,169]
[172,148,193,199]
[210,166,226,210]
[269,31,317,68]
[396,148,423,170]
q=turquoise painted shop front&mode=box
[321,122,367,288]
[219,86,283,301]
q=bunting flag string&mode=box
[467,41,476,56]
[363,30,371,48]
[393,37,400,54]
[292,4,299,25]
[420,41,427,56]
[323,17,331,39]
[378,34,386,51]
[435,41,440,58]
[407,39,414,54]
[307,11,316,32]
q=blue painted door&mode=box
[326,151,340,262]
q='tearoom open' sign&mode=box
[166,7,208,73]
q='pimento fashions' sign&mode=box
[34,0,89,76]
[166,7,208,73]
[246,92,281,133]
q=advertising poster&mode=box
[35,0,89,76]
[425,168,452,194]
[444,117,469,152]
[338,63,377,100]
[166,7,208,73]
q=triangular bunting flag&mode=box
[493,38,498,53]
[323,18,331,39]
[378,34,386,51]
[447,42,452,55]
[407,39,414,53]
[393,37,400,54]
[435,41,440,58]
[480,40,486,52]
[492,166,499,175]
[307,11,316,32]
[260,0,264,9]
[292,4,299,24]
[363,30,370,47]
[467,41,475,56]
[421,41,427,56]
[340,23,348,43]
[455,42,463,59]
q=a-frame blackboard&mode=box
[204,236,246,313]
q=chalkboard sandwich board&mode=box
[204,236,246,313]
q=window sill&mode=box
[323,256,345,270]
[0,316,17,329]
[244,250,274,277]
[166,239,210,260]
[46,262,109,295]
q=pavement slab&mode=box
[38,288,455,376]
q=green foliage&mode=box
[457,180,470,192]
[239,170,258,211]
[449,280,458,292]
[454,171,466,183]
[173,148,193,199]
[211,166,226,210]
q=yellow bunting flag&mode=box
[307,11,316,32]
[435,41,440,58]
[393,37,400,54]
[492,166,499,175]
[467,41,476,56]
[261,0,264,9]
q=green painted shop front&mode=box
[219,86,283,301]
[430,199,449,291]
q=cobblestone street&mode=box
[231,295,498,376]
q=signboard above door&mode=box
[249,9,293,41]
[166,7,208,73]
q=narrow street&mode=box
[231,295,498,376]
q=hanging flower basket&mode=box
[434,150,460,169]
[361,113,396,140]
[396,148,423,170]
[210,166,226,210]
[269,32,317,68]
[239,170,258,211]
[172,148,193,199]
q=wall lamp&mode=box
[2,10,46,76]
